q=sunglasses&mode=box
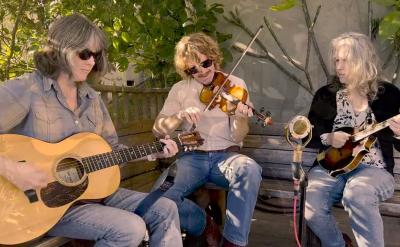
[184,59,213,75]
[77,49,102,61]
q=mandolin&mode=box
[0,131,203,245]
[317,114,399,177]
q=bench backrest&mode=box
[243,122,400,190]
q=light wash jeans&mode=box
[47,188,182,247]
[305,164,394,247]
[163,151,262,246]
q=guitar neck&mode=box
[82,136,180,173]
[352,114,399,142]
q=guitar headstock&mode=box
[177,131,204,151]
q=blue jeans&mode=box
[163,151,262,246]
[305,164,394,247]
[47,188,182,247]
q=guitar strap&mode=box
[133,173,175,217]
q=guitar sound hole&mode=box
[56,158,85,186]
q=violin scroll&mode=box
[257,107,273,127]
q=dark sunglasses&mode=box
[184,59,213,75]
[77,49,102,61]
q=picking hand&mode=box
[177,107,201,125]
[328,131,351,148]
[2,160,49,191]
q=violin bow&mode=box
[189,25,264,132]
[204,25,264,112]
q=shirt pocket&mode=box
[33,109,69,142]
[81,105,103,135]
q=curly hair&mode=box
[174,32,222,79]
[34,13,109,80]
[329,32,382,100]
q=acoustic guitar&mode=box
[0,132,203,245]
[317,114,399,177]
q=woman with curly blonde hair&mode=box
[305,32,400,247]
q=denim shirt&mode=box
[0,71,119,148]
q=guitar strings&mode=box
[55,141,167,171]
[54,134,198,171]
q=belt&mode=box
[194,145,241,153]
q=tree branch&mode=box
[263,17,304,71]
[301,1,329,80]
[264,16,314,92]
[5,0,27,80]
[225,10,314,95]
[383,46,394,70]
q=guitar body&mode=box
[0,133,120,245]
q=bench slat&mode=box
[32,237,71,247]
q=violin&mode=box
[199,71,272,126]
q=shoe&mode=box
[203,215,222,247]
[221,237,244,247]
[342,233,354,247]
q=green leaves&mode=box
[374,0,400,53]
[372,0,400,7]
[270,0,299,12]
[0,0,230,86]
[379,11,400,39]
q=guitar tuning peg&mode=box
[260,107,265,113]
[184,146,188,152]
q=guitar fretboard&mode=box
[82,137,181,173]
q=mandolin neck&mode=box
[352,114,399,142]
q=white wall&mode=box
[208,0,389,123]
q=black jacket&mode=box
[306,79,400,175]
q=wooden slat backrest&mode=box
[245,122,400,188]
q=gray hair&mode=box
[329,32,382,100]
[34,13,109,80]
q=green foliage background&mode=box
[0,0,232,87]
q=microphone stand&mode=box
[293,145,308,245]
[285,127,312,246]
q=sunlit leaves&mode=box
[379,11,400,39]
[374,0,400,53]
[373,0,400,8]
[270,0,299,12]
[0,0,230,87]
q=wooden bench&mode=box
[240,122,400,246]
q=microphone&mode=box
[285,116,313,195]
[287,115,312,141]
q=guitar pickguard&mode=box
[40,179,88,208]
